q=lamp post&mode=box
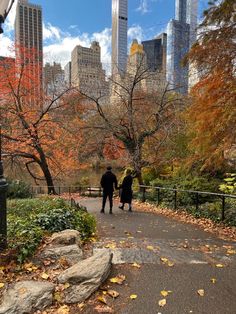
[0,125,8,250]
[0,0,15,251]
[0,0,15,34]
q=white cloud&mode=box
[128,25,144,42]
[136,0,149,14]
[43,23,62,41]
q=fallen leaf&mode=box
[64,283,70,289]
[158,299,167,307]
[0,283,5,289]
[105,243,116,249]
[197,289,205,296]
[107,290,119,298]
[130,294,137,299]
[109,275,126,285]
[131,263,141,269]
[78,302,85,309]
[97,295,107,304]
[211,278,217,284]
[54,292,62,302]
[215,264,224,268]
[160,290,169,297]
[57,305,70,314]
[147,245,154,250]
[227,249,236,255]
[167,261,175,267]
[160,257,168,263]
[41,273,49,280]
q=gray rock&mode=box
[58,251,113,303]
[50,229,81,247]
[0,281,55,314]
[40,244,83,265]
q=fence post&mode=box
[69,186,71,197]
[174,190,177,210]
[157,188,160,205]
[58,186,61,196]
[142,187,146,202]
[195,192,199,211]
[221,196,225,221]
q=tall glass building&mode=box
[167,0,198,94]
[111,0,128,76]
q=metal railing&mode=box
[139,185,236,222]
[30,184,236,223]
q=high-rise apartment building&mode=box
[111,0,128,76]
[15,0,43,89]
[142,33,167,74]
[167,0,198,94]
[43,62,64,94]
[71,41,108,97]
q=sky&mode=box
[0,0,210,73]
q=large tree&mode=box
[79,56,184,184]
[0,47,82,193]
[186,0,236,171]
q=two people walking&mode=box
[100,166,133,214]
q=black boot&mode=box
[100,209,105,213]
[128,207,132,212]
[109,209,113,214]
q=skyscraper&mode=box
[15,0,43,89]
[111,0,128,76]
[167,0,198,94]
[142,33,167,74]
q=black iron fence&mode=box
[30,184,236,225]
[138,185,236,223]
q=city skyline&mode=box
[0,0,210,73]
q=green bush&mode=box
[7,197,96,263]
[7,180,31,199]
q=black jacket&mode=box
[120,174,133,203]
[100,171,118,193]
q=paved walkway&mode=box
[78,198,236,314]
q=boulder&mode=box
[39,244,83,266]
[58,251,113,303]
[50,229,81,247]
[0,281,55,314]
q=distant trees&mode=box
[186,0,236,172]
[0,47,82,193]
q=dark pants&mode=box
[102,191,113,211]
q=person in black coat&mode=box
[119,169,133,212]
[100,166,118,214]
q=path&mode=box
[78,198,236,314]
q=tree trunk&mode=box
[36,145,56,195]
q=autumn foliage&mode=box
[0,46,82,193]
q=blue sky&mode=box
[0,0,210,72]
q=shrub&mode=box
[7,197,96,262]
[7,180,31,199]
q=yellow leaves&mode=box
[158,298,167,307]
[57,305,70,314]
[197,289,205,297]
[0,283,5,289]
[130,294,138,300]
[105,243,116,249]
[41,272,49,280]
[23,262,38,272]
[97,295,107,304]
[64,283,70,289]
[131,263,141,269]
[227,249,236,255]
[160,290,171,297]
[107,290,119,298]
[160,257,175,267]
[54,292,63,303]
[215,264,224,268]
[147,245,154,251]
[211,278,217,284]
[109,275,126,285]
